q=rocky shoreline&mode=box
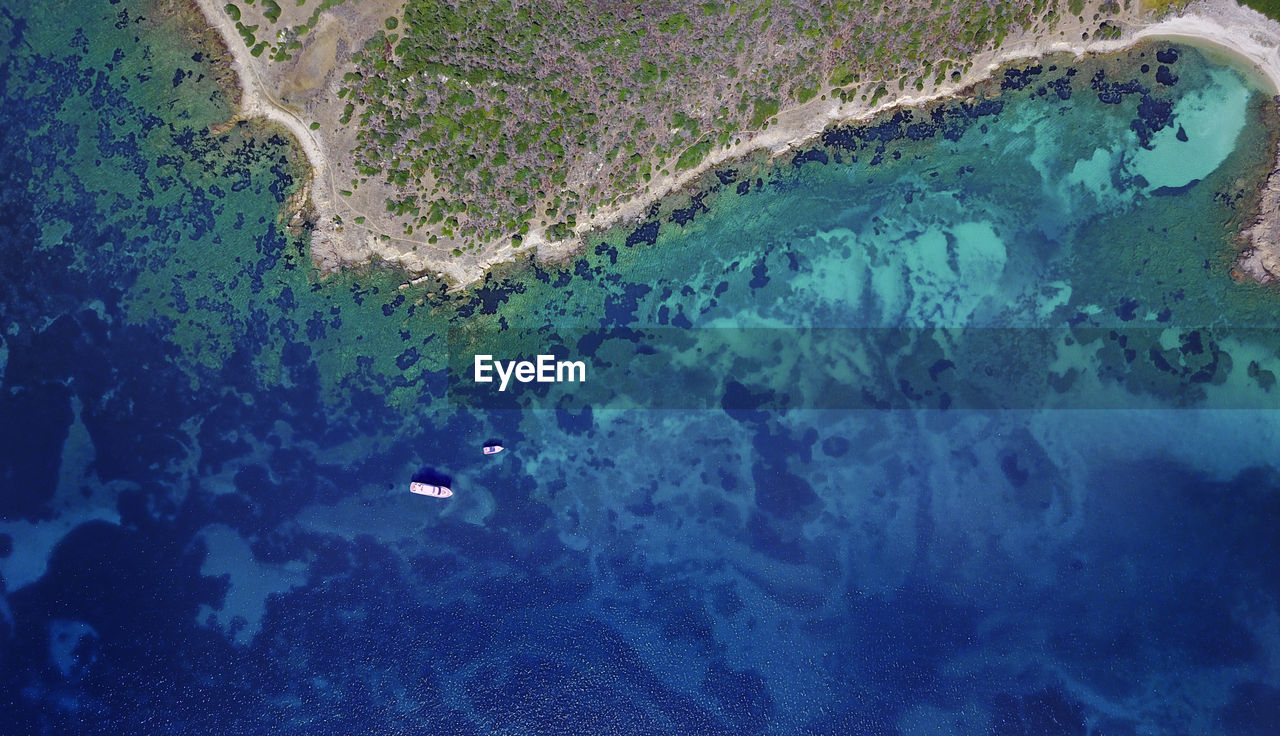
[1238,100,1280,284]
[187,0,1280,291]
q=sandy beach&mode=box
[191,0,1280,288]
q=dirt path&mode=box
[192,0,1280,288]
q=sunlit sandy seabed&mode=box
[3,1,1280,734]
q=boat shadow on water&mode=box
[411,467,453,487]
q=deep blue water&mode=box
[4,2,1280,734]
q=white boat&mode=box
[410,482,452,499]
[483,444,504,455]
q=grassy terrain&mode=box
[223,0,350,61]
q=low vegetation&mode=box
[231,0,1122,255]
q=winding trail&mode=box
[192,0,1280,288]
[192,0,347,255]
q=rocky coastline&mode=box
[187,0,1280,290]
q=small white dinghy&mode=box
[410,481,452,499]
[483,444,504,455]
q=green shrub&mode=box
[749,97,779,127]
[658,12,692,32]
[675,138,713,171]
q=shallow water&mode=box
[3,2,1280,733]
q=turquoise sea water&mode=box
[4,2,1280,733]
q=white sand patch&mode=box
[899,220,1008,326]
[790,227,868,315]
[1035,280,1074,322]
[56,397,95,498]
[1201,334,1280,407]
[195,524,307,646]
[0,397,122,592]
[1129,67,1252,189]
[0,510,110,592]
[1065,146,1130,209]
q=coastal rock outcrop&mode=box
[1238,104,1280,284]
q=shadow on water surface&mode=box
[411,467,454,487]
